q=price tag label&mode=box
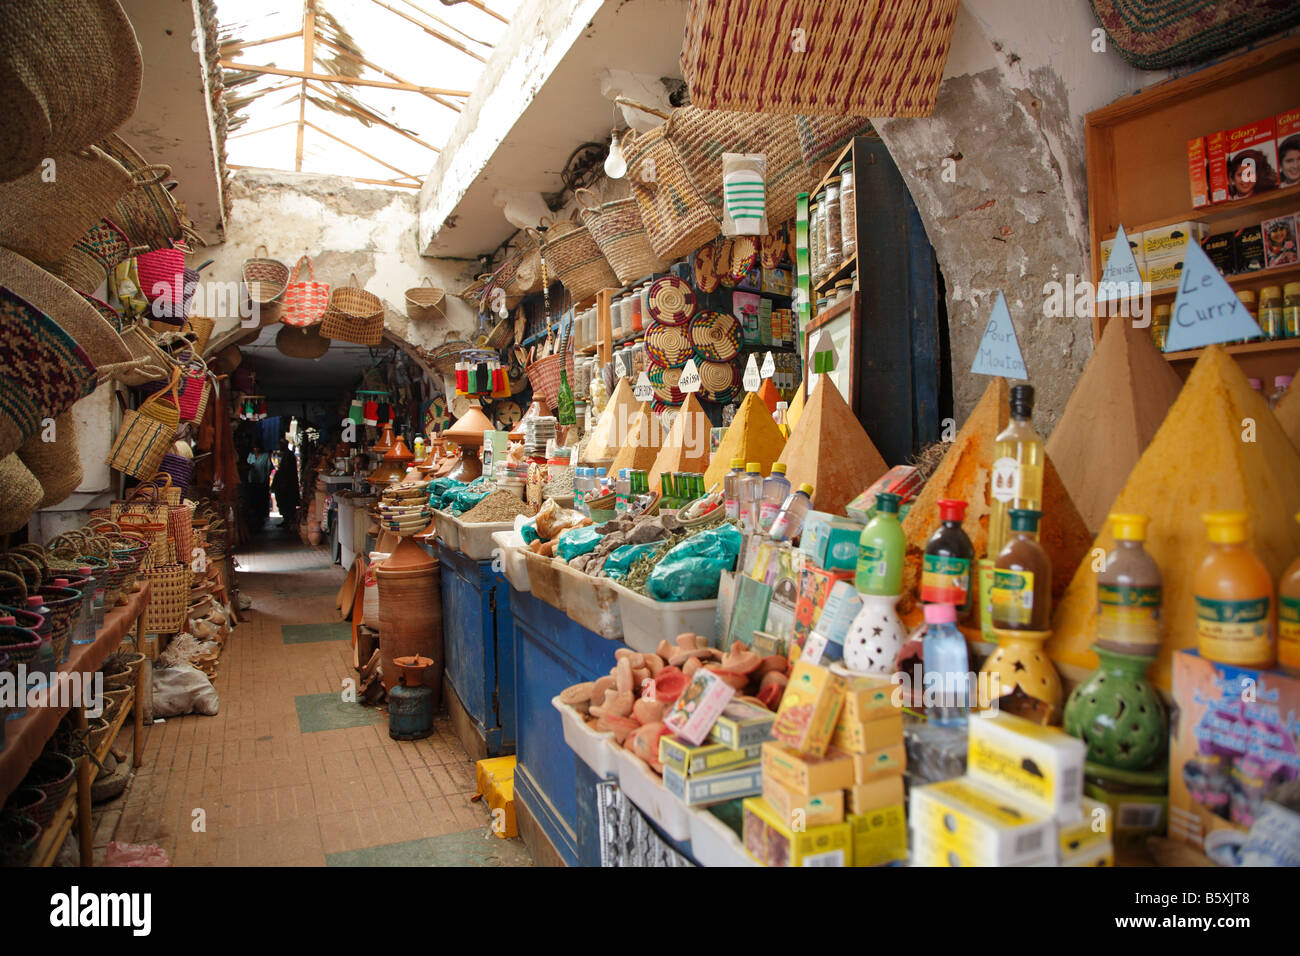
[634,371,654,402]
[742,354,761,392]
[679,357,702,394]
[616,352,631,378]
[761,351,776,379]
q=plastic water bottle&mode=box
[758,462,791,533]
[922,603,970,727]
[615,469,631,513]
[769,483,814,543]
[723,458,745,520]
[736,462,765,533]
[596,467,608,495]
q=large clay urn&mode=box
[375,537,443,700]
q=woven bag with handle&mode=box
[576,187,669,286]
[404,277,445,322]
[321,273,384,345]
[106,369,180,479]
[281,255,330,327]
[241,245,289,305]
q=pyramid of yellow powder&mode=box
[703,392,786,489]
[649,393,711,487]
[1045,318,1183,534]
[899,378,1092,619]
[785,379,806,434]
[1048,346,1300,690]
[580,376,637,465]
[609,401,661,475]
[777,378,887,516]
[1273,365,1300,453]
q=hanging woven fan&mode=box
[647,363,685,405]
[493,399,524,429]
[699,359,741,403]
[645,275,696,326]
[644,322,693,368]
[424,395,450,433]
[689,310,742,362]
[729,235,760,283]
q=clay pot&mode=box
[756,655,788,677]
[627,721,670,770]
[652,666,688,705]
[393,654,433,686]
[597,713,639,744]
[590,688,634,719]
[705,666,749,691]
[721,641,761,674]
[633,697,666,725]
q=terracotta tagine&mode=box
[371,422,396,457]
[443,403,492,483]
[368,435,415,485]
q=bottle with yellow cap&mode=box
[758,462,791,532]
[1194,511,1274,669]
[1277,513,1300,675]
[1095,513,1163,656]
[723,457,745,521]
[736,461,765,534]
[769,483,814,543]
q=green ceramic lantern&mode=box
[1064,644,1167,772]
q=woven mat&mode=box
[1091,0,1300,69]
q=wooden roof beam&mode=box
[314,35,462,114]
[220,61,472,96]
[367,0,488,63]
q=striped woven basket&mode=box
[535,218,619,304]
[647,363,686,405]
[142,562,190,634]
[99,135,188,252]
[689,310,743,362]
[576,188,669,286]
[48,218,136,294]
[645,275,696,326]
[241,245,289,305]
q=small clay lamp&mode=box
[367,435,415,485]
[443,403,492,482]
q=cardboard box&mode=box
[830,712,904,754]
[966,710,1085,824]
[849,742,907,783]
[761,267,794,297]
[771,659,846,756]
[762,776,845,828]
[1142,221,1205,260]
[1278,107,1300,189]
[1234,224,1265,272]
[1142,254,1185,293]
[663,763,763,806]
[909,776,1055,866]
[798,511,836,562]
[1226,117,1279,200]
[845,465,924,522]
[1168,649,1300,855]
[793,565,854,651]
[659,737,761,777]
[1262,214,1299,269]
[840,675,898,724]
[1084,779,1167,859]
[847,774,905,815]
[1201,231,1236,275]
[762,741,855,794]
[1100,231,1143,269]
[910,834,1055,868]
[664,669,736,746]
[1061,841,1114,867]
[800,581,860,665]
[743,796,852,867]
[848,804,908,867]
[709,699,776,750]
[1188,136,1210,208]
[1207,129,1230,203]
[750,630,788,658]
[1057,796,1111,862]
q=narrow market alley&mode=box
[96,532,532,867]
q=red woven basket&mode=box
[281,255,330,328]
[525,348,575,414]
[136,244,186,306]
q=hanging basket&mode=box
[241,244,289,305]
[17,411,82,509]
[98,136,187,252]
[404,277,445,322]
[534,217,620,305]
[0,454,43,534]
[321,273,384,345]
[525,347,576,415]
[47,217,136,295]
[106,370,180,479]
[275,323,330,359]
[186,313,214,354]
[281,255,330,328]
[576,187,670,286]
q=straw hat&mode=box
[0,454,43,533]
[17,412,82,509]
[0,0,143,183]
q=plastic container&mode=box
[521,548,565,607]
[433,509,460,551]
[491,530,530,592]
[688,803,759,867]
[769,483,814,543]
[552,695,618,778]
[758,463,791,533]
[454,515,514,562]
[723,458,745,521]
[736,462,764,535]
[609,578,719,654]
[613,742,692,841]
[556,562,624,641]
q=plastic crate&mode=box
[557,563,623,641]
[613,742,692,842]
[552,695,618,779]
[521,549,565,607]
[608,579,719,653]
[433,508,459,551]
[492,531,530,592]
[456,516,513,561]
[688,803,759,867]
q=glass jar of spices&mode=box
[1260,286,1283,340]
[824,184,842,272]
[811,195,827,284]
[1151,305,1170,351]
[839,161,856,259]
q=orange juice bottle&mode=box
[1194,512,1275,669]
[1278,512,1300,675]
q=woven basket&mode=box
[0,285,99,460]
[0,147,134,263]
[241,245,289,305]
[157,452,193,496]
[186,313,214,354]
[699,358,742,403]
[576,188,670,286]
[99,136,185,252]
[504,232,543,298]
[321,274,384,345]
[115,323,173,387]
[281,255,330,328]
[621,112,720,261]
[25,752,77,818]
[644,323,693,368]
[645,275,697,326]
[647,363,686,404]
[48,217,136,295]
[689,310,743,362]
[535,218,619,305]
[166,504,192,568]
[680,0,960,118]
[136,244,187,310]
[0,0,143,183]
[405,277,445,322]
[0,455,42,534]
[118,514,171,565]
[275,323,330,359]
[525,348,576,415]
[17,411,82,509]
[106,371,180,479]
[142,562,189,634]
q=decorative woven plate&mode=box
[729,235,760,283]
[647,363,684,405]
[692,243,720,293]
[645,275,696,326]
[493,399,523,428]
[424,395,451,433]
[644,322,692,368]
[689,310,742,362]
[716,238,736,288]
[700,359,741,403]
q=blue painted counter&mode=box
[508,586,623,867]
[436,542,516,757]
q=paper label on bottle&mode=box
[725,499,739,520]
[991,569,1035,626]
[991,457,1021,503]
[1098,583,1162,633]
[1195,596,1271,664]
[1280,596,1300,645]
[759,500,781,530]
[856,544,892,588]
[921,554,971,607]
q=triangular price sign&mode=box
[761,351,776,379]
[811,329,837,374]
[679,357,702,393]
[970,291,1028,379]
[742,353,761,392]
[1165,239,1264,351]
[616,352,630,378]
[1097,224,1143,303]
[633,371,654,402]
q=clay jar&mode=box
[841,593,906,676]
[1064,644,1166,772]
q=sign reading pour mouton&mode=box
[970,292,1028,379]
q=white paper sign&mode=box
[1165,238,1265,351]
[616,352,631,378]
[679,357,702,393]
[969,291,1028,379]
[634,371,654,402]
[761,351,776,379]
[1097,224,1143,302]
[743,354,761,392]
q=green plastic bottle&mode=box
[855,492,905,596]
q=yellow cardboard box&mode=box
[761,741,855,794]
[659,737,761,776]
[762,776,845,829]
[849,742,907,783]
[475,756,518,839]
[831,712,904,754]
[966,710,1085,823]
[771,660,846,757]
[847,774,905,815]
[840,676,897,724]
[848,804,908,867]
[1058,796,1111,862]
[909,776,1054,866]
[743,796,852,867]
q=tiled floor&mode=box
[93,530,533,867]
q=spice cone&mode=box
[704,392,786,488]
[610,401,661,475]
[649,393,711,488]
[776,378,887,515]
[1273,365,1300,453]
[581,377,637,465]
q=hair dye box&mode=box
[1276,108,1300,189]
[1188,136,1210,208]
[1225,118,1279,200]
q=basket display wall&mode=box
[576,188,670,286]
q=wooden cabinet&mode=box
[1085,34,1300,384]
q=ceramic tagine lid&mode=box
[371,422,396,457]
[444,403,492,448]
[383,536,436,572]
[368,435,414,484]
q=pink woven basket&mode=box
[136,244,186,306]
[281,255,330,328]
[524,349,575,415]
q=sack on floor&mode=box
[152,662,219,717]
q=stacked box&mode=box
[848,803,908,867]
[743,795,851,867]
[910,776,1055,866]
[966,711,1086,824]
[771,659,846,756]
[709,699,776,750]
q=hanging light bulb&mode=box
[604,130,627,179]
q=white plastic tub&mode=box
[687,803,758,867]
[433,509,459,552]
[521,548,565,608]
[613,743,692,842]
[456,516,513,562]
[557,563,624,641]
[608,579,719,654]
[551,695,618,779]
[491,531,530,592]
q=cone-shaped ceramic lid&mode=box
[378,535,436,572]
[776,378,887,515]
[444,404,492,446]
[384,436,415,463]
[371,423,395,456]
[649,393,711,487]
[704,392,786,488]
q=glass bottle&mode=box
[758,462,791,533]
[769,483,813,543]
[1151,304,1171,351]
[723,458,745,520]
[824,184,842,272]
[922,498,974,617]
[629,292,643,334]
[811,195,827,285]
[1279,512,1300,675]
[922,603,970,727]
[838,161,856,260]
[991,508,1052,631]
[1269,375,1292,410]
[1259,286,1284,341]
[1095,513,1162,657]
[1236,290,1258,344]
[557,367,576,426]
[1284,282,1300,339]
[1195,511,1274,669]
[855,492,905,596]
[736,462,765,534]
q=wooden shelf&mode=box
[1161,337,1300,363]
[813,256,857,295]
[808,294,853,331]
[1107,188,1300,240]
[1143,261,1300,301]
